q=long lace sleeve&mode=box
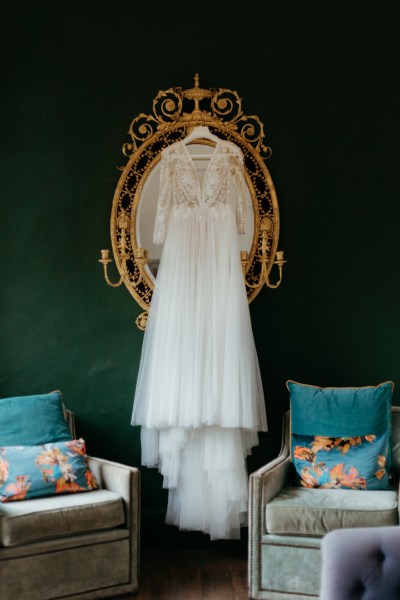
[153,149,173,245]
[232,149,246,235]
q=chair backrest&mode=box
[62,405,76,439]
[391,406,400,476]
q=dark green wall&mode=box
[1,1,398,549]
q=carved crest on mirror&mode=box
[99,74,286,329]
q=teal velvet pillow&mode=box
[0,391,72,445]
[287,381,394,490]
[288,381,394,438]
[0,439,98,502]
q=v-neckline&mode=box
[181,139,222,196]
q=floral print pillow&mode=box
[291,432,392,490]
[0,439,98,502]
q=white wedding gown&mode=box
[131,138,267,540]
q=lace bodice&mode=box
[153,139,247,245]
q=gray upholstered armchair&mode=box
[320,526,400,600]
[248,406,400,599]
[0,403,140,600]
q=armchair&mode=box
[0,400,140,600]
[248,406,400,599]
[320,526,400,600]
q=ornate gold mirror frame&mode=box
[99,75,286,329]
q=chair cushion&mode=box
[287,380,394,490]
[0,488,125,547]
[0,439,98,502]
[266,486,398,537]
[0,391,72,445]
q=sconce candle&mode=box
[276,251,285,262]
[101,249,110,260]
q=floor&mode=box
[119,549,248,600]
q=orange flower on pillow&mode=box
[300,467,319,488]
[324,464,366,489]
[85,469,98,490]
[4,475,31,501]
[0,458,9,485]
[311,436,340,453]
[65,440,86,456]
[375,455,387,480]
[55,478,86,494]
[294,446,315,462]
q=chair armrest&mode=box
[248,455,291,599]
[249,451,292,543]
[87,456,140,530]
[86,457,140,592]
[398,477,400,521]
[250,453,291,506]
[248,411,291,599]
[250,409,292,510]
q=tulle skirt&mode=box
[132,208,267,539]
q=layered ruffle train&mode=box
[141,426,258,539]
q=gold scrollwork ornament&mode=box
[99,74,286,328]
